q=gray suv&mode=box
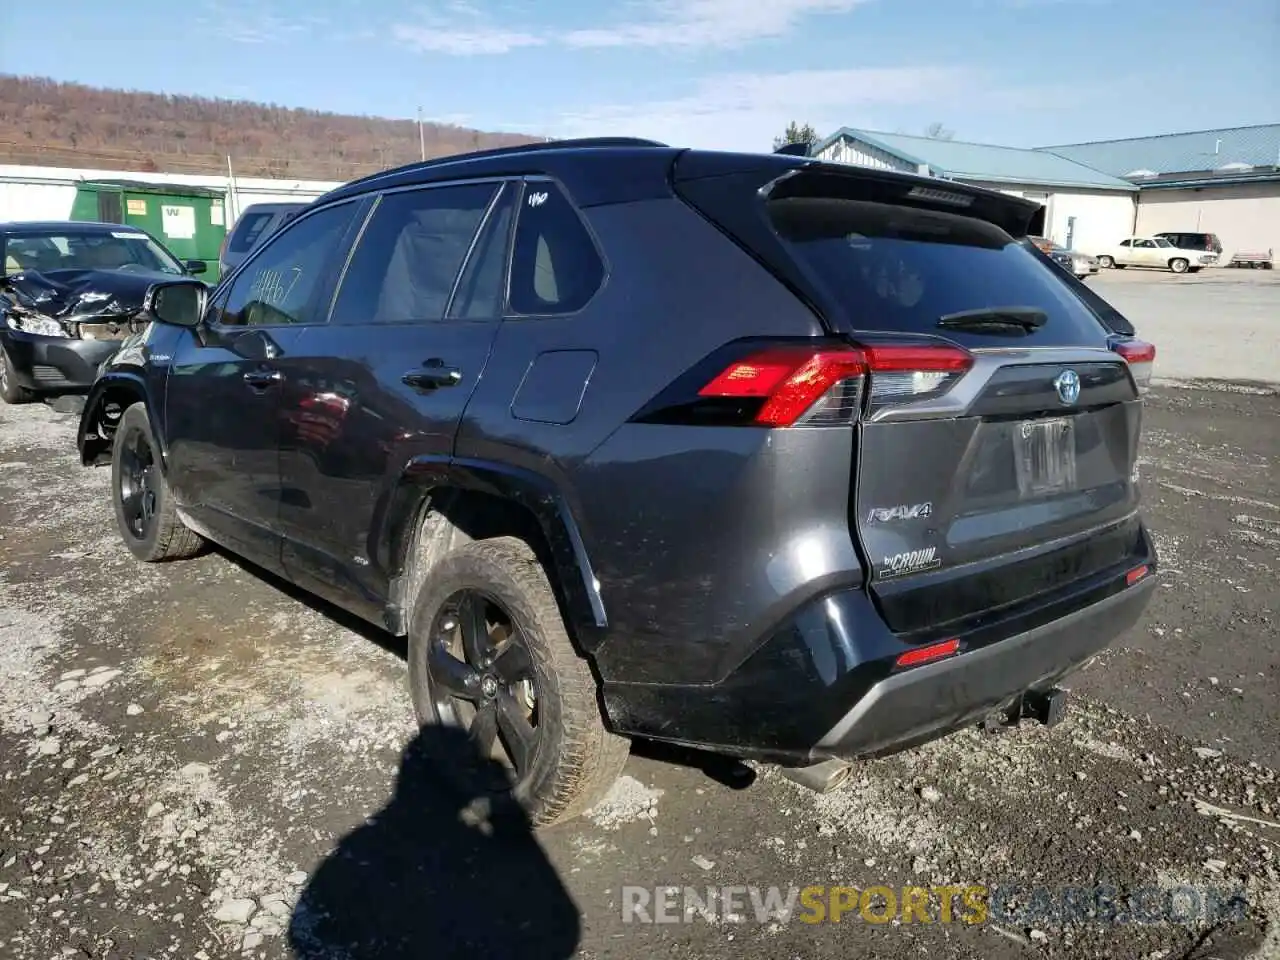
[217,202,307,276]
[78,139,1159,826]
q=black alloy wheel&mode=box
[117,423,160,541]
[427,589,541,787]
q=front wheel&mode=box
[1097,255,1115,269]
[0,348,32,404]
[408,536,630,828]
[1169,258,1189,274]
[110,402,204,562]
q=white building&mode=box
[1040,125,1280,263]
[809,127,1138,256]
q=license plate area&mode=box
[1014,416,1077,497]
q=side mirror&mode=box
[143,280,206,328]
[184,259,209,275]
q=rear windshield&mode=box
[228,212,276,254]
[767,197,1110,346]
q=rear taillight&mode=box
[691,340,973,427]
[698,346,865,426]
[1111,338,1156,392]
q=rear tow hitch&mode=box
[778,758,854,794]
[981,687,1070,734]
[1023,687,1069,728]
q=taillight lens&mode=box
[698,346,866,426]
[861,343,973,413]
[694,340,973,427]
[1111,337,1156,392]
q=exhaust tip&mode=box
[778,758,854,794]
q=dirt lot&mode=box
[0,277,1277,958]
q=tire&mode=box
[1188,267,1202,274]
[1169,258,1189,274]
[110,402,204,562]
[408,536,630,828]
[1097,255,1114,269]
[0,347,33,405]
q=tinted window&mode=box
[1118,239,1132,247]
[768,197,1109,343]
[509,182,604,315]
[448,185,515,320]
[220,202,357,327]
[331,183,497,325]
[228,212,275,254]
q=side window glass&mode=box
[331,183,498,325]
[1118,240,1132,247]
[509,182,604,316]
[220,203,357,327]
[447,184,515,320]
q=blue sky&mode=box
[2,0,1277,152]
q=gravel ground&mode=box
[0,377,1277,958]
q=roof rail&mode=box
[336,136,670,194]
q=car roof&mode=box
[314,138,808,209]
[0,220,157,236]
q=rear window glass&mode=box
[229,212,275,253]
[767,197,1109,345]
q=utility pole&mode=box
[417,106,426,161]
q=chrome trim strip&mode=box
[866,346,1122,422]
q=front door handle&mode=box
[402,358,462,391]
[243,369,283,389]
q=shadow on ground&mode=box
[288,725,581,958]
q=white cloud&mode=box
[391,0,870,56]
[563,0,870,50]
[550,66,982,152]
[392,1,545,55]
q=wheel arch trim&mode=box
[381,455,608,647]
[77,370,164,467]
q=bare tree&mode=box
[924,122,955,141]
[773,121,820,150]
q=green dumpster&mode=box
[71,180,228,283]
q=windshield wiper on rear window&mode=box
[936,306,1048,336]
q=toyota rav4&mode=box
[77,138,1158,826]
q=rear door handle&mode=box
[243,369,283,389]
[402,358,462,391]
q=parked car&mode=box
[1097,236,1219,274]
[76,139,1158,826]
[1027,236,1098,280]
[217,202,307,276]
[1,221,206,404]
[1154,231,1222,258]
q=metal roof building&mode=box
[1037,126,1280,263]
[808,127,1138,256]
[1039,124,1280,187]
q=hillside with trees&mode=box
[0,75,542,181]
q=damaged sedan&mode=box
[1,221,208,404]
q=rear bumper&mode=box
[813,575,1154,759]
[1,330,121,392]
[602,527,1157,764]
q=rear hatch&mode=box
[675,156,1153,639]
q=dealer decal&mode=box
[879,547,941,579]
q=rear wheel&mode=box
[1169,258,1189,274]
[1097,255,1114,268]
[111,403,204,562]
[408,536,630,828]
[0,348,32,404]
